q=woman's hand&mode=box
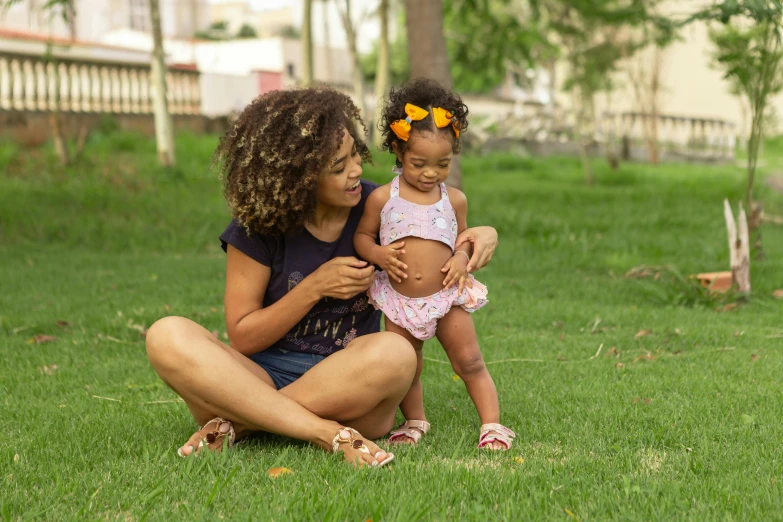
[453,226,498,272]
[310,257,375,300]
[375,241,407,283]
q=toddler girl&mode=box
[355,79,514,450]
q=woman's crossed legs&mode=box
[145,316,416,466]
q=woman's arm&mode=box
[446,187,499,273]
[224,245,374,355]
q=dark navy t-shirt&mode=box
[219,180,381,356]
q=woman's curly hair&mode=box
[379,78,469,166]
[214,86,371,236]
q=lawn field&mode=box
[1,130,783,521]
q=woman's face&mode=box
[317,128,364,209]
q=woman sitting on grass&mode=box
[144,86,499,467]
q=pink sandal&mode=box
[478,423,515,450]
[388,420,431,445]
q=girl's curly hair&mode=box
[379,78,469,166]
[214,86,371,236]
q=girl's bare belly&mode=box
[389,237,453,298]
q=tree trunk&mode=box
[322,0,332,82]
[49,64,70,166]
[404,0,461,189]
[149,0,176,167]
[372,0,390,149]
[723,199,751,294]
[302,0,314,85]
[337,0,367,121]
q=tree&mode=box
[302,0,314,85]
[404,0,462,189]
[372,0,390,148]
[335,0,368,121]
[624,3,678,164]
[194,20,230,40]
[686,1,783,257]
[236,23,258,39]
[1,0,83,165]
[149,0,176,166]
[443,0,552,94]
[540,0,671,183]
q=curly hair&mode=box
[214,86,371,236]
[379,78,469,166]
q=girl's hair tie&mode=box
[389,103,430,141]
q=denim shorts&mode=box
[249,347,326,390]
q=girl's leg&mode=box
[436,307,504,449]
[381,318,427,444]
[145,316,416,464]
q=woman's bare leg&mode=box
[145,316,415,464]
[280,327,419,439]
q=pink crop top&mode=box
[379,174,459,249]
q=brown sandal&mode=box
[332,427,394,467]
[177,417,236,457]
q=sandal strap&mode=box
[332,427,371,455]
[200,417,236,449]
[389,420,430,443]
[478,423,515,449]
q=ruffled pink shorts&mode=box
[368,270,488,341]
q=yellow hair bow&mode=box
[432,107,460,138]
[390,103,430,141]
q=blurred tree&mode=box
[303,0,314,85]
[194,20,231,40]
[1,0,83,164]
[624,2,678,164]
[404,0,463,188]
[691,2,783,216]
[236,23,258,39]
[443,0,553,94]
[539,0,671,183]
[372,0,390,148]
[336,0,369,123]
[150,0,176,166]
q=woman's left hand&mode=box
[453,226,498,272]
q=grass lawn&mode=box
[2,129,783,521]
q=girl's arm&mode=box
[224,246,374,355]
[354,187,409,283]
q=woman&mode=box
[145,87,498,467]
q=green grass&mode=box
[2,129,783,521]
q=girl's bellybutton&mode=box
[415,272,422,280]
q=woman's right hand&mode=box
[310,257,376,300]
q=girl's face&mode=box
[317,128,364,208]
[394,130,453,193]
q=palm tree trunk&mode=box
[149,0,176,166]
[404,0,461,189]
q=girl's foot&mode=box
[388,420,431,445]
[478,423,515,451]
[178,417,236,457]
[333,427,394,467]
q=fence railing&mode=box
[0,51,200,115]
[601,111,736,161]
